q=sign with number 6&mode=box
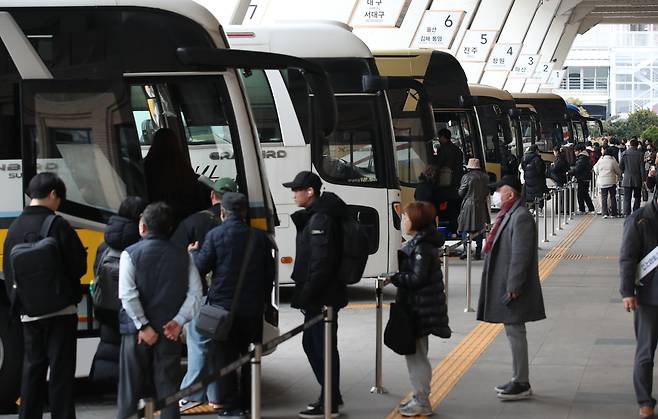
[411,10,465,49]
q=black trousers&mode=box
[302,309,341,409]
[624,186,642,216]
[117,333,182,419]
[215,315,262,411]
[600,186,618,216]
[20,314,77,419]
[634,305,658,408]
[577,180,595,212]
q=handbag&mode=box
[384,302,416,355]
[195,230,255,341]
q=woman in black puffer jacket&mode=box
[386,201,450,416]
[522,144,548,210]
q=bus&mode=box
[226,22,404,281]
[0,1,335,409]
[373,49,483,211]
[567,103,604,142]
[469,84,521,182]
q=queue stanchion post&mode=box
[143,398,155,419]
[465,233,474,313]
[551,189,557,236]
[557,187,562,230]
[370,277,387,394]
[251,343,262,419]
[324,306,333,419]
[564,185,570,225]
[534,197,540,247]
[542,193,548,243]
[570,181,575,220]
[443,244,450,308]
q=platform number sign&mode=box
[349,0,407,28]
[511,54,540,78]
[244,0,269,23]
[486,43,521,71]
[533,61,554,83]
[457,30,498,62]
[411,10,465,49]
[546,69,566,88]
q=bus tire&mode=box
[0,309,22,413]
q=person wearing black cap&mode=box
[283,171,348,418]
[477,176,545,401]
[568,143,596,214]
[189,192,275,418]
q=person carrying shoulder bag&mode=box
[384,201,451,417]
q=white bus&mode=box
[0,1,336,409]
[225,22,403,282]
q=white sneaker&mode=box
[399,396,433,417]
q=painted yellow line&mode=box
[387,215,594,418]
[345,303,390,310]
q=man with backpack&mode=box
[284,171,352,418]
[2,172,87,419]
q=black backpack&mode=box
[337,216,370,285]
[92,246,122,311]
[9,215,73,317]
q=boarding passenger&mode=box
[3,173,87,419]
[521,144,548,214]
[435,128,464,237]
[549,146,569,187]
[116,202,202,419]
[620,191,658,419]
[384,201,450,417]
[283,171,348,418]
[91,196,147,382]
[568,144,596,214]
[190,192,274,418]
[621,139,646,216]
[477,176,546,400]
[144,128,210,223]
[457,158,490,260]
[175,177,237,412]
[594,147,621,218]
[414,165,442,219]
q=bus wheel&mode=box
[0,310,22,413]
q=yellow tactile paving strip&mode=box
[386,215,594,419]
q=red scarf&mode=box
[483,198,518,253]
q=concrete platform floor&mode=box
[2,210,650,419]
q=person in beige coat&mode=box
[594,147,622,218]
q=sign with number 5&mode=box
[457,30,498,62]
[411,10,465,49]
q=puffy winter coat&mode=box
[593,155,621,188]
[290,192,349,311]
[521,152,547,201]
[569,153,593,181]
[392,228,451,339]
[550,155,569,186]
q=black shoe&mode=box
[474,253,482,260]
[217,408,247,419]
[496,382,532,400]
[299,405,340,418]
[307,397,344,410]
[459,252,469,260]
[494,381,514,393]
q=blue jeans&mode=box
[302,309,342,408]
[180,316,219,403]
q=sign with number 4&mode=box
[457,30,498,62]
[486,43,521,71]
[411,10,465,49]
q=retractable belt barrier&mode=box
[138,310,331,419]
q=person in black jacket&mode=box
[568,144,596,213]
[620,196,658,419]
[434,129,464,236]
[385,201,450,417]
[549,146,569,187]
[283,171,348,418]
[2,172,87,419]
[521,145,547,212]
[414,165,442,221]
[90,196,146,384]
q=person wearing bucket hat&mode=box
[457,159,490,260]
[172,176,238,412]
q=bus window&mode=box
[434,111,475,164]
[0,42,19,160]
[394,116,430,185]
[475,105,504,165]
[129,78,240,184]
[573,122,585,143]
[519,116,535,150]
[22,80,146,214]
[319,95,383,185]
[241,69,282,143]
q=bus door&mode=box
[474,104,515,182]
